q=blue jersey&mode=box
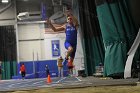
[65,23,77,44]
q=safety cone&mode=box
[47,75,52,83]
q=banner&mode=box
[41,2,47,20]
[51,40,60,57]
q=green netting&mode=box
[96,1,138,77]
[81,36,104,76]
[92,37,104,66]
[1,61,17,80]
[77,0,105,76]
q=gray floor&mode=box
[0,76,81,91]
[0,76,139,92]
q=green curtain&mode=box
[0,26,17,80]
[1,61,17,79]
[78,0,105,76]
[96,0,139,78]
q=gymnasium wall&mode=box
[12,60,69,79]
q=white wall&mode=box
[18,23,45,61]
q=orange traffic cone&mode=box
[47,75,52,83]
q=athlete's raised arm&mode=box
[46,19,65,32]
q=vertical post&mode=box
[36,52,39,78]
[14,0,19,63]
[33,50,35,77]
[37,52,39,61]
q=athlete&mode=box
[46,14,79,64]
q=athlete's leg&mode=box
[64,42,73,60]
[66,46,73,59]
[58,67,61,77]
[69,44,76,62]
[61,67,63,77]
[68,45,76,76]
[69,67,73,76]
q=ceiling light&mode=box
[2,0,9,3]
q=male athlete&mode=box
[46,13,79,64]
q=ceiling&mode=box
[16,0,72,6]
[15,0,72,12]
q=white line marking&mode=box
[33,81,44,85]
[75,77,82,81]
[56,77,66,83]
